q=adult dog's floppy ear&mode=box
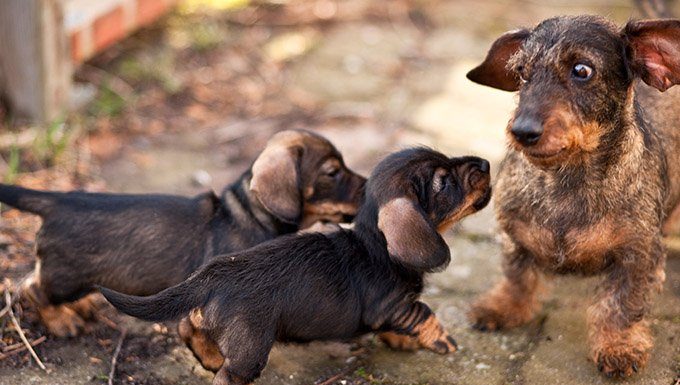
[250,143,301,223]
[466,29,530,91]
[378,197,450,272]
[623,19,680,92]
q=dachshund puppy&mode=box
[100,148,491,385]
[0,129,365,337]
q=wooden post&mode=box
[0,0,71,122]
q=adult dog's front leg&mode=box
[588,245,664,378]
[468,240,543,331]
[382,301,457,354]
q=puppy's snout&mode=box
[467,159,491,190]
[511,116,543,146]
[477,159,490,174]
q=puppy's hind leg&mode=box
[20,270,86,338]
[179,311,224,372]
[212,320,275,385]
[21,257,90,337]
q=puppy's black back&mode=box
[103,229,417,341]
[35,191,219,301]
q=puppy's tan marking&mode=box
[412,314,457,354]
[179,311,224,372]
[379,331,420,351]
[437,191,486,233]
[300,201,359,228]
[39,305,85,338]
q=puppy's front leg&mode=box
[587,244,664,378]
[382,301,457,354]
[468,238,543,331]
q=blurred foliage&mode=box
[31,118,71,167]
[88,82,127,117]
[118,50,182,94]
[180,0,250,12]
[264,30,319,62]
[4,145,20,183]
[188,22,224,51]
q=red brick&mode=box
[70,31,82,63]
[137,0,170,26]
[93,6,126,52]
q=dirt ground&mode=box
[1,1,679,384]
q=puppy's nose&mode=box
[476,159,490,174]
[511,116,543,146]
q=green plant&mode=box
[89,82,127,117]
[190,22,223,52]
[32,118,71,167]
[3,144,20,184]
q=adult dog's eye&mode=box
[572,63,593,81]
[325,168,339,178]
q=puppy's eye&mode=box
[325,168,340,178]
[517,65,528,83]
[433,175,448,193]
[572,63,593,81]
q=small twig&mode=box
[316,373,344,385]
[0,336,46,359]
[3,286,46,370]
[0,279,14,320]
[96,313,120,330]
[108,328,127,385]
[3,335,46,352]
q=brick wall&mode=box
[64,0,178,63]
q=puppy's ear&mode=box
[378,197,450,272]
[466,29,530,92]
[624,19,680,91]
[250,144,301,223]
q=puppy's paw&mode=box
[430,333,458,355]
[40,305,86,337]
[415,315,458,355]
[379,332,420,351]
[68,295,101,321]
[590,323,652,378]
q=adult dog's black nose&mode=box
[511,116,543,146]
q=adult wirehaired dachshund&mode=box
[100,147,491,385]
[0,129,365,337]
[466,14,680,377]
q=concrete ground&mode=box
[1,1,679,384]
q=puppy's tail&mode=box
[98,266,218,322]
[0,183,55,216]
[633,0,672,18]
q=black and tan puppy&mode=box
[100,148,491,385]
[466,16,680,377]
[0,129,365,337]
